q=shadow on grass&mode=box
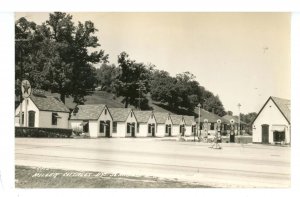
[15,165,212,188]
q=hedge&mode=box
[15,127,72,138]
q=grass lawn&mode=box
[15,166,211,188]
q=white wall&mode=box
[156,124,165,137]
[185,125,192,136]
[15,98,39,127]
[111,122,125,137]
[172,125,180,136]
[136,123,148,137]
[252,99,290,144]
[39,111,69,129]
[89,120,99,138]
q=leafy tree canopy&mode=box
[15,12,108,104]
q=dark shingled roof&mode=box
[153,112,170,124]
[110,108,133,122]
[170,114,183,125]
[195,109,229,124]
[183,115,195,125]
[134,111,153,123]
[222,115,247,125]
[70,104,106,120]
[30,94,69,113]
[271,96,291,123]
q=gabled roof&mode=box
[70,104,106,120]
[183,115,195,125]
[170,114,184,125]
[222,115,247,125]
[30,94,69,113]
[110,108,133,122]
[271,96,290,123]
[134,111,153,123]
[195,108,229,124]
[252,96,290,124]
[153,112,170,124]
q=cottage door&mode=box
[168,125,172,136]
[127,123,130,135]
[261,124,269,143]
[151,124,155,137]
[105,120,110,137]
[131,123,135,137]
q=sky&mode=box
[15,12,291,115]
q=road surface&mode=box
[15,138,290,188]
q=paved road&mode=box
[15,138,290,188]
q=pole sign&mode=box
[21,80,32,98]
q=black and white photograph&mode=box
[2,1,300,195]
[12,12,292,188]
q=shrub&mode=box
[15,127,72,138]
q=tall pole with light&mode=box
[197,103,201,139]
[237,103,241,135]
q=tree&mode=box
[202,95,226,116]
[95,64,119,92]
[227,111,233,116]
[240,112,257,124]
[15,12,108,104]
[114,52,152,109]
[150,70,179,108]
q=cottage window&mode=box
[130,112,133,117]
[113,122,117,133]
[137,123,140,133]
[104,109,107,115]
[52,113,58,125]
[148,124,151,133]
[100,121,105,133]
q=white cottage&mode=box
[15,94,70,129]
[69,104,113,138]
[183,115,196,136]
[134,111,157,137]
[110,108,137,137]
[170,115,185,136]
[153,112,172,137]
[252,96,291,144]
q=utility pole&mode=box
[16,38,30,126]
[197,103,201,139]
[238,103,241,135]
[136,81,146,110]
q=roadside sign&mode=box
[21,80,31,98]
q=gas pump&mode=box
[230,119,235,143]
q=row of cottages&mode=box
[252,96,291,145]
[15,93,70,129]
[69,105,196,138]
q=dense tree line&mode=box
[96,62,226,116]
[16,12,227,115]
